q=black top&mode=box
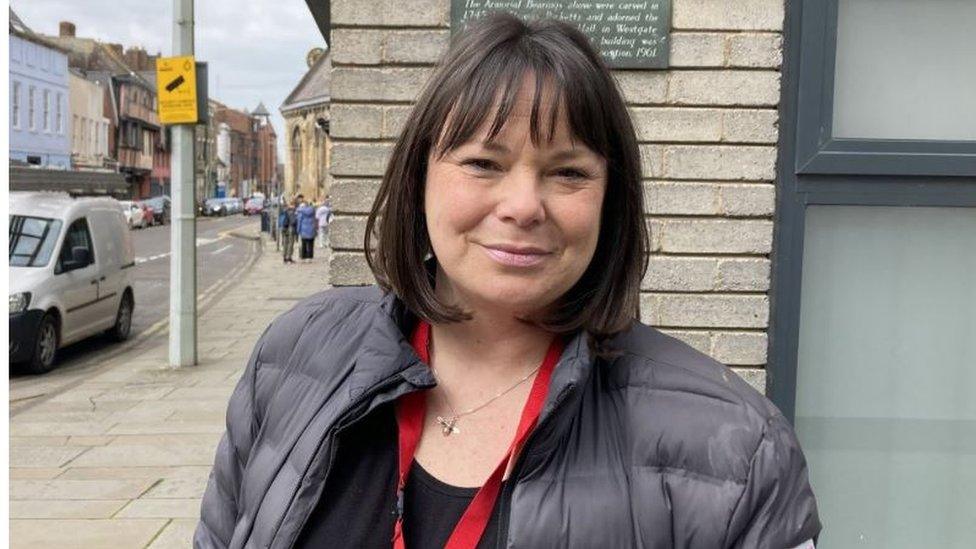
[296,403,506,549]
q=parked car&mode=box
[143,196,171,225]
[9,192,136,374]
[226,197,243,215]
[118,200,147,229]
[203,198,226,216]
[244,196,265,215]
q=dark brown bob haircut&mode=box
[365,12,648,343]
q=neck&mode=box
[429,271,554,377]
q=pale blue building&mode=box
[9,10,71,169]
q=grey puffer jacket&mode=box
[195,286,821,548]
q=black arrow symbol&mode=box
[165,75,185,92]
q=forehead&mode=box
[435,69,588,154]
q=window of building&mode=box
[73,115,79,147]
[12,82,21,129]
[42,89,50,132]
[28,86,36,131]
[771,1,976,546]
[56,92,63,134]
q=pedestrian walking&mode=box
[315,198,333,249]
[197,14,820,549]
[279,199,297,264]
[296,200,317,263]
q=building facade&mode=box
[43,21,162,198]
[195,100,220,202]
[113,74,160,198]
[210,102,265,198]
[280,48,331,201]
[9,11,71,169]
[68,69,110,169]
[252,103,279,197]
[317,1,976,546]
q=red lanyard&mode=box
[393,320,564,549]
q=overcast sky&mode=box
[11,0,324,158]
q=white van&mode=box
[9,192,136,374]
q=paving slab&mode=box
[10,499,129,519]
[116,498,203,518]
[106,421,227,435]
[10,519,168,549]
[9,479,157,500]
[147,519,198,549]
[9,447,89,468]
[9,468,65,480]
[69,444,218,468]
[142,477,210,500]
[9,422,115,437]
[57,465,211,481]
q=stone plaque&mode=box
[451,0,671,69]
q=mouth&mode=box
[481,243,553,267]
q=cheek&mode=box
[425,168,489,246]
[557,188,605,254]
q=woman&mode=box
[296,199,317,262]
[196,14,820,549]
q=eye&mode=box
[554,167,590,180]
[462,158,501,173]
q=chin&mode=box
[468,278,560,315]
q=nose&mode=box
[494,168,546,228]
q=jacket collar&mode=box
[351,288,595,428]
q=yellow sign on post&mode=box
[155,55,198,125]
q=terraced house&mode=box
[9,9,71,169]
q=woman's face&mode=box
[424,75,607,317]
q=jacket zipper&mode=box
[274,372,424,549]
[494,384,576,548]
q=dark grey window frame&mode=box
[768,0,976,423]
[793,0,976,177]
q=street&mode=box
[10,214,262,413]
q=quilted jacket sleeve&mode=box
[725,413,822,549]
[194,329,270,548]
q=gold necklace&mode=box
[432,364,542,436]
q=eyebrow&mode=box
[475,140,591,161]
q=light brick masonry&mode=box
[328,0,784,386]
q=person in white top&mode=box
[315,198,333,249]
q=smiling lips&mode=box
[482,243,552,267]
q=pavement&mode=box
[9,228,334,548]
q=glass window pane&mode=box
[795,205,976,548]
[832,0,976,141]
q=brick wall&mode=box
[328,0,784,392]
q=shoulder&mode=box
[604,321,797,482]
[609,321,781,422]
[252,285,388,366]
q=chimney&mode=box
[124,47,150,70]
[59,21,76,38]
